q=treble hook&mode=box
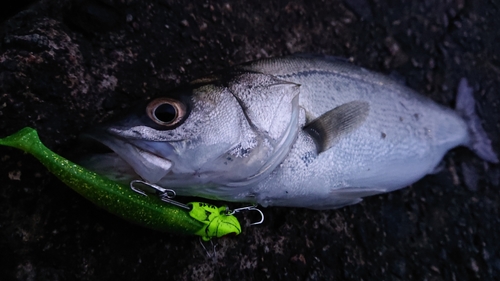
[228,205,264,226]
[129,180,191,210]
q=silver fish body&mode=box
[83,56,498,209]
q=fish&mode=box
[81,55,498,209]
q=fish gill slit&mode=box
[228,89,261,132]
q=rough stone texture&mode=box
[1,0,499,280]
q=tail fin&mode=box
[455,78,499,163]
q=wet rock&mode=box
[1,0,499,280]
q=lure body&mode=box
[0,128,241,240]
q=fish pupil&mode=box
[154,103,176,123]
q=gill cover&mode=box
[218,72,301,186]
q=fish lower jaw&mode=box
[130,150,173,184]
[141,151,173,172]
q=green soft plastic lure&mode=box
[0,127,241,240]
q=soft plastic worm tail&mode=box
[0,127,40,152]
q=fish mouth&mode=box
[80,129,173,184]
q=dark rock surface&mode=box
[1,0,499,280]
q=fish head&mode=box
[82,71,300,197]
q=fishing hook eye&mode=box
[146,97,186,127]
[129,180,191,210]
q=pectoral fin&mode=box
[304,100,369,153]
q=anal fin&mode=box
[306,186,389,210]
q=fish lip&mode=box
[80,129,173,183]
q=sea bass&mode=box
[82,56,498,209]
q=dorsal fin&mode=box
[304,100,369,153]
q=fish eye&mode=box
[146,98,186,126]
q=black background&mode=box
[1,0,499,280]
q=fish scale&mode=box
[82,55,498,209]
[240,59,458,207]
